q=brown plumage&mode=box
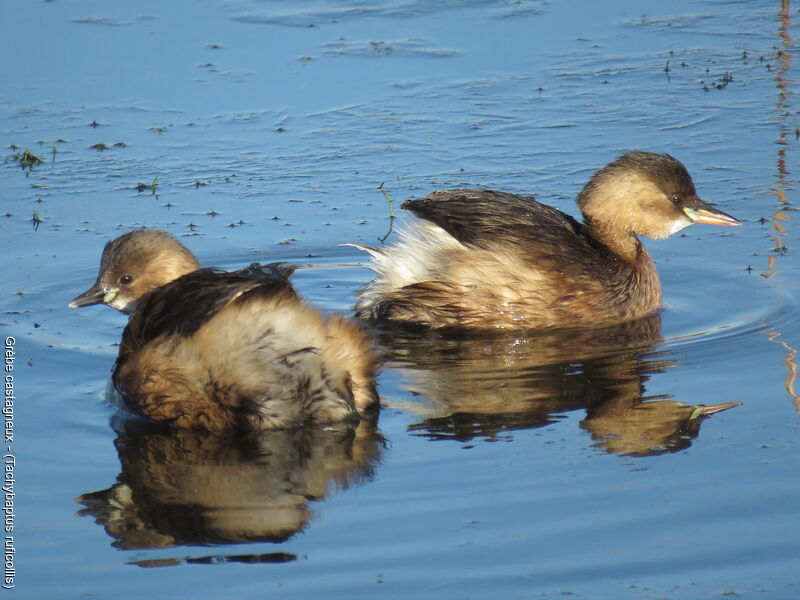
[70,230,379,430]
[355,152,740,329]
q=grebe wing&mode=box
[122,264,298,351]
[402,189,586,251]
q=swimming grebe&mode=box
[69,230,379,430]
[355,151,740,329]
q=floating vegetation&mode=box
[136,177,159,195]
[10,149,43,172]
[322,38,460,59]
[377,182,396,243]
[377,182,395,218]
[701,71,735,92]
[711,71,734,89]
[71,16,131,27]
[370,41,393,55]
[89,142,127,152]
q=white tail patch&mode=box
[353,222,464,311]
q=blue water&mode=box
[1,0,799,598]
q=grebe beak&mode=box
[690,401,742,419]
[683,202,741,227]
[68,283,118,308]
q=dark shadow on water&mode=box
[378,313,740,456]
[76,416,384,560]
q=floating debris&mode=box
[714,71,734,89]
[377,182,395,219]
[136,177,159,195]
[10,149,43,171]
[377,182,396,243]
[71,16,131,27]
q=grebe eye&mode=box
[670,193,683,204]
[119,274,133,286]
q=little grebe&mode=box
[355,151,740,329]
[69,230,379,430]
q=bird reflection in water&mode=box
[76,415,383,564]
[379,314,739,456]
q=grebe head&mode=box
[69,230,201,314]
[576,151,740,240]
